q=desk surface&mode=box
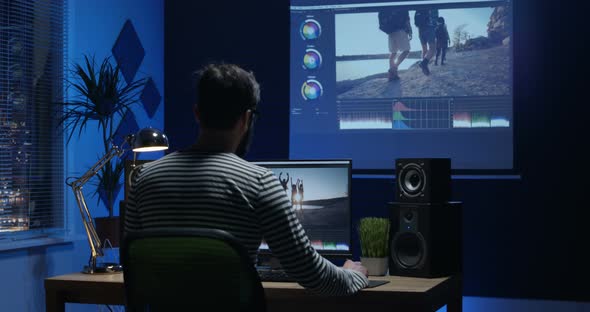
[45,272,462,312]
[45,272,449,291]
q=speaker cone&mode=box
[398,163,426,198]
[392,232,426,268]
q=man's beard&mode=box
[235,124,255,158]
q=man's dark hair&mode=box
[195,63,260,130]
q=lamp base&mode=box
[82,262,123,274]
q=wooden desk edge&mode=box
[44,273,461,312]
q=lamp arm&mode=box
[69,139,129,189]
[72,185,102,266]
[68,138,131,272]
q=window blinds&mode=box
[0,0,66,236]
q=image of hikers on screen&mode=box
[335,3,511,99]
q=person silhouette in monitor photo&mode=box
[279,172,289,193]
[290,177,299,207]
[378,7,412,81]
[125,63,368,295]
[298,179,304,211]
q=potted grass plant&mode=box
[60,54,145,246]
[359,217,391,276]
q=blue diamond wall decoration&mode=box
[140,77,161,118]
[112,19,145,84]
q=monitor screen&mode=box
[289,0,513,171]
[253,160,352,257]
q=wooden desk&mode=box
[45,273,462,312]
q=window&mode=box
[0,0,66,237]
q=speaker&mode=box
[388,201,462,277]
[395,158,451,203]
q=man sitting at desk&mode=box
[124,63,369,295]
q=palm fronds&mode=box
[92,159,125,213]
[59,54,146,216]
[58,54,145,145]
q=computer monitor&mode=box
[252,159,353,258]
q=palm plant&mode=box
[60,54,145,217]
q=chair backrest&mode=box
[121,228,266,312]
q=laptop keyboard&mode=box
[257,268,296,282]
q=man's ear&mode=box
[240,110,252,131]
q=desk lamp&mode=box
[68,127,168,274]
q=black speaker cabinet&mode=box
[395,158,451,203]
[388,201,462,277]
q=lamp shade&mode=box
[132,127,169,152]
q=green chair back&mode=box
[122,228,266,312]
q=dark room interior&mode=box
[0,0,586,311]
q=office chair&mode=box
[121,228,267,312]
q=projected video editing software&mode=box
[290,0,513,170]
[254,160,352,256]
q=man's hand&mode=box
[343,259,368,277]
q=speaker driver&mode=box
[392,232,426,268]
[398,163,426,198]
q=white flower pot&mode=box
[360,257,389,276]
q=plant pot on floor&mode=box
[95,216,120,248]
[361,257,389,276]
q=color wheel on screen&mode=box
[303,48,322,70]
[300,19,321,40]
[301,79,323,100]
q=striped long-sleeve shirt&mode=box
[125,151,368,295]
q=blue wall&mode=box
[0,1,164,311]
[164,0,586,303]
[68,0,165,218]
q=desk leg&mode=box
[446,276,463,312]
[45,289,65,312]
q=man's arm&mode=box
[255,171,368,295]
